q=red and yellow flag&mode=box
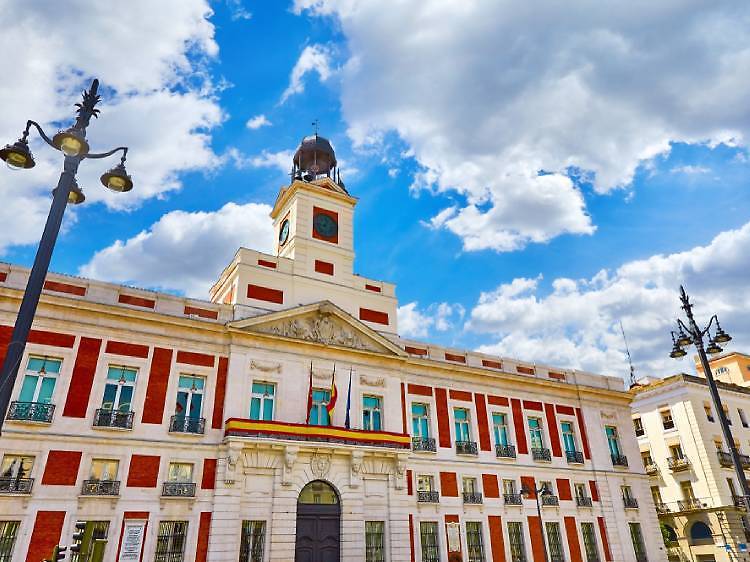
[326,365,337,423]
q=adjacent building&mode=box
[0,134,664,562]
[631,354,750,562]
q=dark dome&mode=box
[293,134,337,175]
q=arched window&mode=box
[689,521,712,541]
[663,524,678,544]
[298,480,339,505]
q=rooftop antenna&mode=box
[619,320,636,387]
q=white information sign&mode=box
[446,522,461,552]
[119,521,146,562]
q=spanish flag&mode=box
[326,364,337,424]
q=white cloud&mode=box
[225,148,295,175]
[670,165,710,175]
[280,44,333,104]
[226,0,252,21]
[466,222,750,380]
[80,202,274,298]
[0,0,223,252]
[398,301,465,339]
[246,114,272,129]
[295,0,750,251]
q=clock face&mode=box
[279,219,290,245]
[313,213,338,238]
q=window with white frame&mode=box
[0,521,20,562]
[167,463,193,483]
[561,421,577,453]
[309,389,330,426]
[17,356,61,404]
[175,375,205,420]
[0,455,33,479]
[466,521,486,562]
[417,475,435,492]
[362,396,382,431]
[492,413,510,446]
[528,417,544,449]
[412,403,431,438]
[365,521,385,562]
[581,522,600,562]
[250,381,275,421]
[507,521,526,562]
[463,477,478,494]
[454,408,472,442]
[503,479,517,495]
[154,521,188,562]
[239,521,265,562]
[89,459,118,481]
[605,426,622,456]
[546,522,564,562]
[420,521,439,562]
[101,366,137,412]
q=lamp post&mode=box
[0,79,133,434]
[522,483,551,562]
[668,285,750,509]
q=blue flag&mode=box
[344,367,353,429]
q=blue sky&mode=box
[1,1,750,380]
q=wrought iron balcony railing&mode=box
[576,496,592,507]
[504,493,523,505]
[162,481,196,497]
[81,479,120,496]
[622,497,639,509]
[7,401,55,423]
[635,427,645,437]
[644,463,659,476]
[532,447,551,462]
[169,415,205,435]
[541,494,559,507]
[663,419,675,430]
[667,457,690,472]
[463,492,483,504]
[93,408,133,429]
[0,477,33,494]
[733,495,750,509]
[455,441,478,455]
[565,450,584,464]
[412,437,436,452]
[611,454,629,467]
[495,444,516,459]
[655,502,671,515]
[676,498,705,512]
[417,490,440,503]
[717,451,733,467]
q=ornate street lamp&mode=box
[669,285,749,508]
[0,79,132,433]
[522,483,552,562]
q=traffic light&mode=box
[70,521,86,555]
[53,545,67,561]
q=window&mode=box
[417,475,435,492]
[454,408,472,441]
[69,522,109,562]
[528,417,544,449]
[167,463,193,483]
[89,459,118,481]
[309,389,330,425]
[561,421,577,452]
[239,521,265,562]
[680,481,696,500]
[546,522,564,562]
[463,477,478,494]
[670,444,684,459]
[492,413,510,446]
[629,522,647,561]
[541,480,554,495]
[420,522,439,562]
[503,479,517,495]
[250,382,275,421]
[740,409,749,428]
[466,521,486,562]
[650,486,663,505]
[581,522,600,562]
[18,356,61,404]
[689,521,712,541]
[363,396,383,431]
[641,451,653,467]
[507,521,526,562]
[622,485,634,500]
[365,521,385,562]
[633,417,644,436]
[704,404,714,422]
[175,375,204,419]
[0,521,20,562]
[728,478,738,498]
[575,483,587,499]
[661,410,674,429]
[724,406,732,425]
[155,521,188,562]
[101,366,137,412]
[605,426,621,456]
[412,403,431,438]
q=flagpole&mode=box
[306,361,314,424]
[344,366,353,429]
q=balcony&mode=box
[412,437,436,453]
[169,415,205,435]
[162,481,196,497]
[463,492,483,504]
[565,450,584,464]
[667,457,690,472]
[611,454,629,467]
[456,441,478,456]
[655,503,671,515]
[532,447,551,462]
[541,494,559,507]
[635,427,645,437]
[0,477,33,494]
[496,444,517,459]
[663,419,675,430]
[676,498,705,512]
[504,493,523,505]
[417,491,440,503]
[733,495,749,509]
[81,479,120,496]
[7,401,54,423]
[93,409,134,430]
[622,497,639,509]
[224,419,411,449]
[576,496,593,507]
[644,463,659,476]
[717,451,733,467]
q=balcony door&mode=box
[295,480,340,562]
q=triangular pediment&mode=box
[228,301,406,356]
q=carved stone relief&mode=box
[359,375,385,387]
[310,451,332,479]
[249,360,282,373]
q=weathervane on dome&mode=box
[312,119,320,136]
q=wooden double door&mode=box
[295,481,341,562]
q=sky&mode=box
[1,0,749,382]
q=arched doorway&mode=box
[295,480,341,562]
